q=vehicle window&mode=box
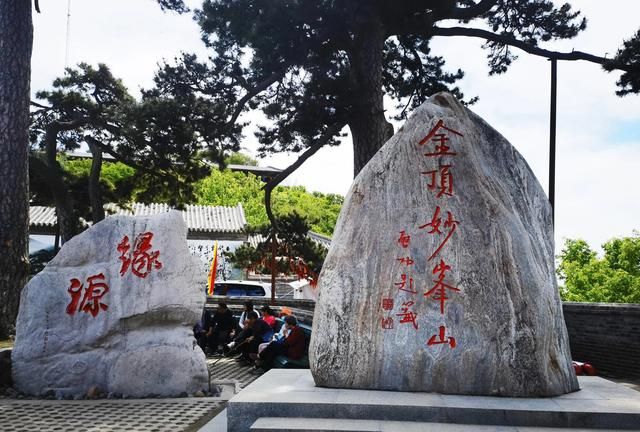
[245,285,266,296]
[213,284,245,296]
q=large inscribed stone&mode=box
[309,92,579,396]
[13,211,208,397]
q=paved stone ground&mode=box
[0,354,262,432]
[0,398,223,432]
[206,355,263,390]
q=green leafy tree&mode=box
[157,0,639,178]
[226,212,327,283]
[195,169,269,225]
[225,152,259,166]
[194,168,342,235]
[30,63,236,240]
[557,235,640,304]
[30,158,138,224]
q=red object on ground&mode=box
[573,361,584,376]
[582,363,598,376]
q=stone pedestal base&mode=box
[225,370,640,431]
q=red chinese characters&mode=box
[422,164,454,198]
[418,119,464,349]
[382,228,420,329]
[395,274,417,294]
[396,301,418,330]
[418,206,459,261]
[66,273,109,317]
[118,232,163,278]
[419,119,463,157]
[382,298,394,311]
[427,325,456,348]
[424,260,459,314]
[382,119,465,340]
[397,230,411,248]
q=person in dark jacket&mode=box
[236,311,274,364]
[225,301,261,355]
[204,302,236,355]
[255,315,305,371]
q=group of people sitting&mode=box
[194,300,305,373]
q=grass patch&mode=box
[0,339,13,349]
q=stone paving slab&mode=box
[0,398,223,432]
[0,353,253,432]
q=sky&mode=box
[31,0,640,255]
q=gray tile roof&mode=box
[30,203,247,238]
[307,231,332,249]
[30,206,58,230]
[247,230,332,250]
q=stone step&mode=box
[250,417,623,432]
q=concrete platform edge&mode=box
[226,370,640,431]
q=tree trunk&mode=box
[44,125,81,242]
[348,15,394,177]
[87,140,105,223]
[0,1,33,339]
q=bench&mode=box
[272,322,312,369]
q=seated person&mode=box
[261,305,277,329]
[226,301,263,354]
[203,302,236,355]
[236,311,274,364]
[258,315,289,355]
[231,300,260,337]
[255,315,305,371]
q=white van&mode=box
[212,280,273,298]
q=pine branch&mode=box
[447,0,498,20]
[262,123,345,232]
[227,71,284,127]
[431,26,633,72]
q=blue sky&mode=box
[30,0,640,255]
[611,121,640,143]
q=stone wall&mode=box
[563,302,640,378]
[207,298,639,378]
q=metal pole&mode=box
[64,0,72,68]
[270,234,277,306]
[549,58,557,225]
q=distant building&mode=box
[29,202,248,241]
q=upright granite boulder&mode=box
[13,211,208,397]
[310,92,579,397]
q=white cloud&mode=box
[30,0,640,253]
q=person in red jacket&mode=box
[260,305,277,329]
[255,315,305,371]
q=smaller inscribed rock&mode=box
[12,211,208,398]
[309,92,579,397]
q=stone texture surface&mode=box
[309,92,579,396]
[12,211,208,397]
